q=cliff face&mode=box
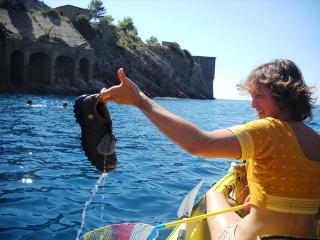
[0,0,215,99]
[0,8,88,46]
[89,23,215,99]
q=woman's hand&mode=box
[244,194,251,212]
[100,68,143,106]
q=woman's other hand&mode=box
[100,68,142,106]
[244,195,251,212]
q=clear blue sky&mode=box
[44,0,320,102]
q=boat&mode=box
[167,163,248,240]
[166,163,320,239]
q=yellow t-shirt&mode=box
[229,117,320,214]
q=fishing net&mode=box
[82,223,158,240]
[81,203,246,240]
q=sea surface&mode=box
[0,93,319,240]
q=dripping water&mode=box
[100,176,106,220]
[75,172,108,240]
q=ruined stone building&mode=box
[0,6,94,92]
[55,5,92,24]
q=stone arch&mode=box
[55,55,75,85]
[10,50,24,86]
[79,57,89,81]
[29,52,51,84]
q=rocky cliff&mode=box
[87,23,215,99]
[0,0,215,99]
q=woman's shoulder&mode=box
[230,117,295,138]
[243,117,279,129]
[246,117,291,129]
[236,117,293,141]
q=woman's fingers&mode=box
[117,68,127,83]
[117,68,132,88]
[117,68,140,91]
[244,195,251,212]
[99,68,141,105]
[99,84,120,102]
[99,69,125,102]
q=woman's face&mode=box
[250,84,281,119]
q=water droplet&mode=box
[22,178,32,184]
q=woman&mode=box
[100,59,320,239]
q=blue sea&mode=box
[0,93,319,240]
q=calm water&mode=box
[0,93,319,240]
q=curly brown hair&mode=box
[238,59,316,121]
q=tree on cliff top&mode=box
[88,0,106,21]
[74,14,96,40]
[118,17,138,35]
[146,36,160,45]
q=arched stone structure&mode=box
[29,52,51,84]
[10,50,24,86]
[79,57,89,81]
[0,8,94,93]
[55,55,75,85]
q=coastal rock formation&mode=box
[0,0,216,99]
[88,22,215,99]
